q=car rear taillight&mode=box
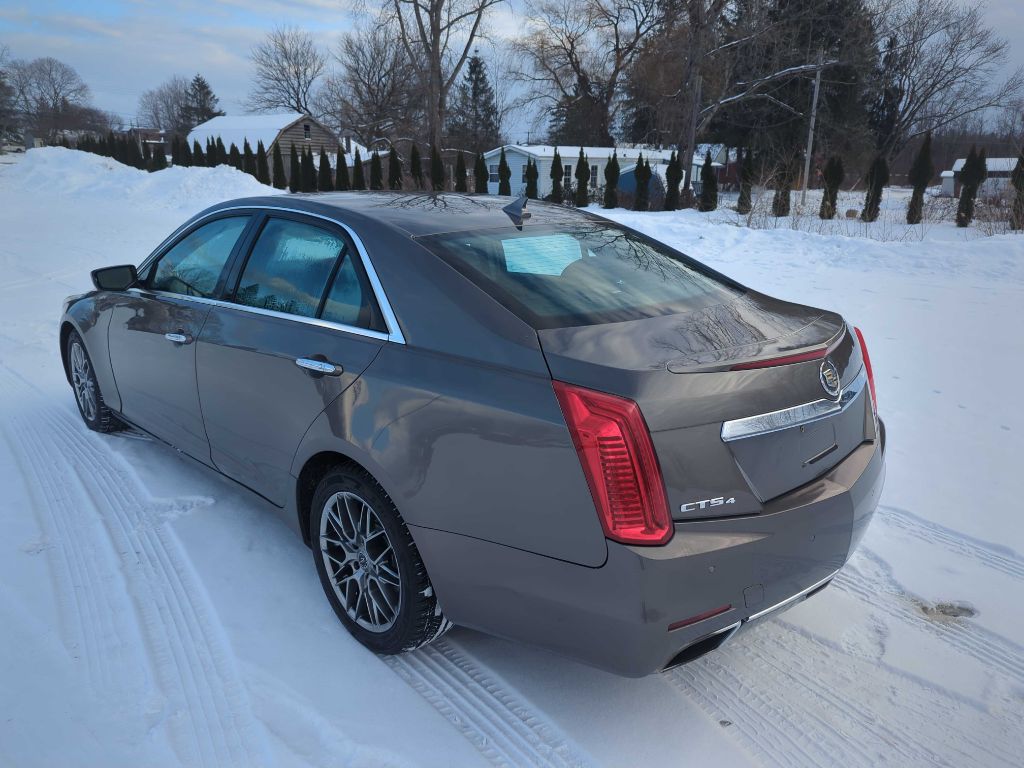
[552,381,672,546]
[853,326,877,414]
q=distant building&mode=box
[945,156,1019,198]
[187,112,365,167]
[479,144,732,198]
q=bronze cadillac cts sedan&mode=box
[60,193,885,676]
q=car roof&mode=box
[204,192,601,238]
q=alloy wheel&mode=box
[319,491,401,632]
[70,341,97,422]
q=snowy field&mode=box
[0,147,1022,768]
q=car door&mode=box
[107,214,253,463]
[196,212,387,505]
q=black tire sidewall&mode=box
[310,466,429,654]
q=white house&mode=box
[480,144,730,197]
[945,156,1020,198]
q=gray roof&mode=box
[204,192,600,237]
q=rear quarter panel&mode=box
[292,343,609,567]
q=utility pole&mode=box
[800,50,824,206]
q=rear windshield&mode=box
[417,223,743,329]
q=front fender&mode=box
[61,292,119,411]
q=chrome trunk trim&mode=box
[721,367,867,442]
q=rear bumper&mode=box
[412,432,885,677]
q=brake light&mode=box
[553,381,672,545]
[853,326,877,413]
[730,347,827,371]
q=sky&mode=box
[0,0,1022,141]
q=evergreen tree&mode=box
[369,151,384,190]
[388,148,403,190]
[699,150,718,212]
[142,140,153,170]
[205,138,215,166]
[184,74,224,130]
[861,154,890,223]
[737,148,754,214]
[181,137,193,167]
[302,146,317,191]
[335,146,351,191]
[819,156,844,220]
[474,153,489,193]
[192,139,205,167]
[243,140,256,177]
[574,148,590,207]
[549,148,564,204]
[525,158,539,199]
[271,142,286,189]
[1010,155,1024,231]
[630,155,655,211]
[410,144,424,190]
[906,132,934,225]
[772,160,794,217]
[352,148,366,190]
[446,54,502,154]
[498,147,511,195]
[956,146,987,227]
[127,138,145,170]
[289,143,300,193]
[152,146,168,171]
[430,146,445,191]
[603,151,620,209]
[170,136,182,166]
[454,152,467,192]
[664,151,681,210]
[318,147,334,191]
[215,137,227,165]
[256,141,271,185]
[228,143,241,170]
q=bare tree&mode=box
[7,57,93,140]
[315,19,421,148]
[247,26,327,114]
[138,75,192,136]
[512,0,659,145]
[388,0,504,151]
[871,0,1024,157]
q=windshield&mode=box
[417,223,743,329]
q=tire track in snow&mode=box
[834,548,1024,687]
[876,504,1024,581]
[669,614,1019,768]
[0,363,270,767]
[385,639,593,768]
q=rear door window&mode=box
[233,218,344,318]
[147,216,250,298]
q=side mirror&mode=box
[91,264,138,292]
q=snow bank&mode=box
[0,146,281,212]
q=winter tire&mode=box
[311,464,451,654]
[67,330,122,433]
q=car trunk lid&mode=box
[539,292,872,517]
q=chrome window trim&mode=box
[127,287,393,343]
[136,204,406,344]
[720,366,867,443]
[745,569,839,622]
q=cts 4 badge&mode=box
[681,496,736,514]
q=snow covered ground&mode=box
[1,148,1021,768]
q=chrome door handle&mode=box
[295,357,343,376]
[164,332,193,344]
